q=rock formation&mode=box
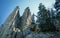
[0,6,32,38]
[0,6,21,38]
[21,7,32,30]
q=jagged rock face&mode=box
[21,7,32,30]
[0,6,21,38]
[0,7,33,38]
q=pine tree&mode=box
[37,3,48,31]
[37,3,56,32]
[54,0,60,31]
[31,14,35,24]
[54,0,60,20]
[37,3,48,24]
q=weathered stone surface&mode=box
[21,7,32,30]
[0,6,32,38]
[0,6,20,38]
[25,32,60,38]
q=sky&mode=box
[0,0,55,25]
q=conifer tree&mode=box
[54,0,60,21]
[37,3,56,32]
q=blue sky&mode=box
[0,0,55,25]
